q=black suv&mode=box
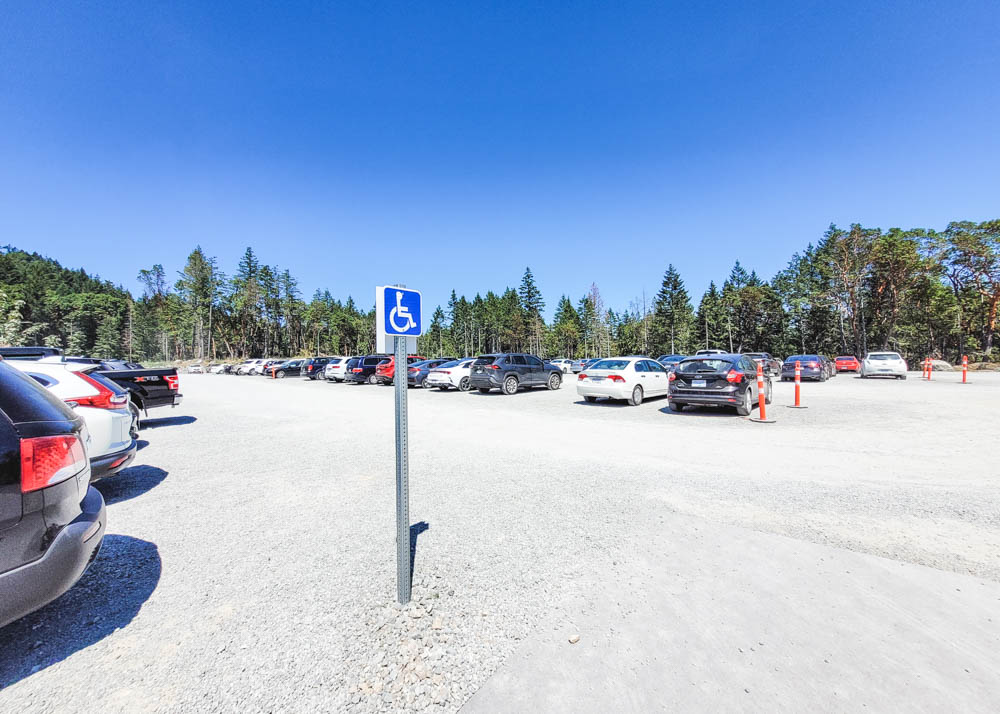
[271,359,305,379]
[469,353,563,394]
[668,353,771,416]
[0,361,107,628]
[302,357,332,380]
[344,355,390,384]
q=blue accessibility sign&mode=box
[381,286,422,336]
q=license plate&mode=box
[692,379,707,388]
[590,376,604,382]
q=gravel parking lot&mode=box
[2,371,998,711]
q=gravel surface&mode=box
[1,370,997,711]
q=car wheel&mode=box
[458,377,471,391]
[765,382,772,405]
[129,402,142,437]
[547,373,561,390]
[736,388,753,416]
[420,378,430,388]
[629,385,643,406]
[502,376,519,395]
[367,374,379,385]
[669,401,684,412]
[478,387,492,394]
[276,370,285,379]
[249,369,257,375]
[584,395,597,403]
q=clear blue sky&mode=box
[2,1,998,318]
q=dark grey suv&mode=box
[469,353,563,394]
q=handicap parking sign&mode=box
[381,286,422,336]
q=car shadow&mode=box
[409,521,430,587]
[141,415,197,429]
[135,439,150,451]
[0,535,161,687]
[93,466,168,505]
[573,395,669,408]
[658,405,742,418]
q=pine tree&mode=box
[695,282,727,350]
[650,265,695,356]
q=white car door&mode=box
[644,360,668,395]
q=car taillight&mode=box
[67,372,129,409]
[578,373,587,380]
[440,370,451,374]
[668,372,677,381]
[409,368,419,373]
[352,368,362,373]
[807,362,818,369]
[489,364,500,369]
[307,366,313,371]
[165,375,179,390]
[607,374,625,383]
[726,370,742,383]
[20,435,87,493]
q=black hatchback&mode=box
[302,357,332,380]
[0,361,107,628]
[668,353,771,416]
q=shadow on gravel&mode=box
[142,415,197,429]
[94,466,168,505]
[0,535,161,687]
[658,405,742,418]
[574,396,668,408]
[135,439,150,451]
[409,521,430,586]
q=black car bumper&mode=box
[344,373,368,383]
[669,389,743,407]
[781,368,823,380]
[469,374,502,389]
[90,439,138,482]
[0,486,106,629]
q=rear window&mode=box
[0,362,77,424]
[328,358,342,365]
[677,358,732,373]
[868,353,901,361]
[437,360,460,368]
[590,359,630,371]
[785,355,817,363]
[474,356,497,365]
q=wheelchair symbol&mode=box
[389,290,417,332]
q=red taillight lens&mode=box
[668,372,677,381]
[726,370,742,383]
[808,362,818,369]
[489,364,500,370]
[607,374,625,383]
[20,435,87,493]
[67,372,129,409]
[165,375,179,390]
[440,370,451,374]
[307,366,314,372]
[352,368,362,373]
[578,373,587,380]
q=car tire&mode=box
[669,401,684,412]
[276,370,285,379]
[458,377,471,392]
[367,374,379,385]
[478,387,492,394]
[736,388,753,416]
[547,373,561,390]
[249,369,257,376]
[765,382,772,405]
[899,375,907,380]
[584,395,597,403]
[629,385,643,406]
[420,378,430,388]
[129,401,142,437]
[502,376,519,395]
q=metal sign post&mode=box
[394,334,411,604]
[376,286,423,605]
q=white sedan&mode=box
[860,351,908,379]
[548,358,574,374]
[11,359,137,480]
[425,358,476,391]
[576,356,670,406]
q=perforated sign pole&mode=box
[394,334,411,604]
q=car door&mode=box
[524,355,544,385]
[644,360,667,395]
[506,355,527,383]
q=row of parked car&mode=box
[0,346,184,629]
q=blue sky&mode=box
[2,1,998,318]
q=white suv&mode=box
[861,352,908,379]
[323,357,351,382]
[11,360,137,480]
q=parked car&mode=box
[236,359,265,375]
[469,353,563,394]
[323,357,352,382]
[548,358,574,374]
[821,356,837,379]
[577,357,670,406]
[780,355,827,382]
[835,355,861,372]
[424,358,476,391]
[258,359,285,376]
[269,359,304,379]
[187,364,204,374]
[695,349,727,356]
[406,358,457,388]
[668,353,771,416]
[302,357,332,380]
[0,361,107,629]
[0,350,184,430]
[10,360,137,480]
[860,352,908,379]
[745,352,782,376]
[345,355,390,384]
[655,354,686,371]
[375,355,425,385]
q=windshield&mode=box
[785,355,817,363]
[590,359,630,370]
[678,358,731,373]
[437,360,460,368]
[474,356,497,365]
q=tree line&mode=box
[1,218,997,363]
